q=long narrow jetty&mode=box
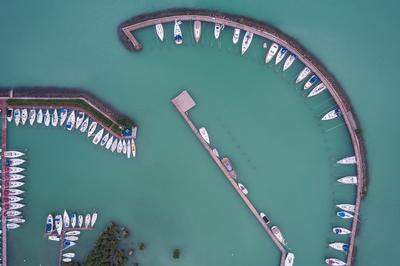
[1,103,8,266]
[172,91,286,266]
[121,10,367,265]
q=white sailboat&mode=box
[271,226,287,245]
[85,214,91,228]
[336,204,355,213]
[155,23,164,41]
[193,20,202,43]
[63,210,70,228]
[6,196,23,202]
[14,109,21,126]
[307,83,326,97]
[6,158,25,166]
[295,67,311,83]
[65,236,79,241]
[92,129,104,145]
[90,212,97,227]
[131,139,136,157]
[265,43,279,63]
[78,215,83,228]
[48,235,60,241]
[44,109,51,126]
[337,176,358,184]
[332,227,351,235]
[174,20,183,45]
[232,28,240,44]
[75,111,85,128]
[51,109,58,127]
[5,181,24,188]
[283,54,296,71]
[59,109,68,126]
[8,217,25,223]
[7,189,24,196]
[63,258,72,263]
[87,121,97,137]
[70,212,77,228]
[199,127,210,144]
[337,156,356,165]
[241,31,253,55]
[100,133,109,146]
[304,74,319,90]
[321,108,342,121]
[36,109,43,124]
[65,111,76,130]
[127,139,131,159]
[105,136,114,150]
[329,242,349,253]
[275,47,288,64]
[325,258,346,266]
[63,253,76,258]
[66,231,81,236]
[5,150,24,158]
[111,138,118,152]
[29,109,36,125]
[8,166,25,174]
[117,140,123,153]
[238,183,248,195]
[21,109,28,125]
[122,140,127,154]
[6,210,22,217]
[284,253,295,266]
[7,223,20,229]
[9,174,25,181]
[80,117,89,132]
[214,23,224,39]
[6,202,25,210]
[55,214,63,235]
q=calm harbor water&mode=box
[0,1,399,266]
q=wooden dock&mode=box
[1,103,8,266]
[172,91,287,266]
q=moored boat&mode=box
[100,133,109,146]
[80,117,89,132]
[92,128,104,145]
[78,215,83,228]
[7,166,25,174]
[271,225,287,245]
[283,54,296,71]
[127,139,132,159]
[37,109,43,124]
[212,148,219,158]
[131,139,136,157]
[6,195,23,203]
[70,212,77,228]
[63,253,76,258]
[46,214,54,234]
[284,252,295,266]
[304,74,319,90]
[337,176,358,184]
[55,214,63,235]
[14,109,21,126]
[122,140,127,154]
[7,223,20,229]
[6,202,25,210]
[6,210,22,217]
[7,189,24,196]
[65,111,75,130]
[65,235,79,241]
[6,158,25,167]
[337,211,354,219]
[8,217,25,223]
[155,23,164,41]
[332,227,351,235]
[63,258,72,263]
[194,20,202,43]
[295,67,311,83]
[9,174,25,181]
[5,150,24,158]
[321,107,342,121]
[85,214,91,228]
[75,111,85,128]
[5,181,25,188]
[214,23,224,39]
[7,108,13,122]
[325,258,346,266]
[111,138,118,152]
[336,204,355,213]
[29,109,36,125]
[174,20,183,45]
[21,109,28,125]
[51,109,58,126]
[62,240,76,251]
[66,230,81,236]
[241,31,253,55]
[48,235,61,241]
[60,109,68,126]
[199,127,210,144]
[117,140,123,153]
[63,210,70,228]
[44,109,51,126]
[265,43,279,63]
[91,212,97,227]
[232,28,240,44]
[307,83,327,97]
[221,157,237,179]
[238,183,248,195]
[106,135,114,150]
[275,47,288,64]
[87,121,97,137]
[329,242,349,253]
[337,156,356,165]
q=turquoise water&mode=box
[0,1,398,265]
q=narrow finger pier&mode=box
[171,90,292,266]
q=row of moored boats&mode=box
[198,127,294,266]
[153,20,341,121]
[7,108,136,158]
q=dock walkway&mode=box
[1,102,8,266]
[172,91,286,266]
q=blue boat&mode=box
[304,75,319,89]
[45,214,53,234]
[63,240,76,250]
[337,211,354,219]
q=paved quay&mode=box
[172,90,287,266]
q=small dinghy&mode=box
[62,240,76,251]
[5,181,24,188]
[65,235,79,241]
[332,227,351,235]
[275,47,288,64]
[214,23,224,39]
[295,67,311,83]
[325,258,346,266]
[63,253,76,258]
[6,210,22,217]
[8,217,25,223]
[8,166,25,174]
[155,23,164,41]
[44,109,51,126]
[199,127,210,144]
[51,109,58,127]
[131,139,136,157]
[7,108,13,122]
[75,111,85,128]
[55,214,63,235]
[48,235,60,241]
[5,150,24,158]
[7,223,20,229]
[117,140,123,153]
[9,174,25,181]
[241,31,253,55]
[91,212,97,227]
[122,140,127,154]
[232,28,240,44]
[36,109,43,124]
[78,215,83,228]
[66,231,81,236]
[321,108,342,121]
[111,138,118,152]
[337,156,356,165]
[85,214,91,228]
[337,211,354,219]
[106,136,114,150]
[337,176,358,185]
[127,139,132,159]
[92,129,104,145]
[265,43,279,63]
[29,109,36,125]
[307,83,327,97]
[87,121,97,137]
[80,117,89,132]
[304,74,319,90]
[14,109,21,126]
[336,204,355,213]
[212,148,219,158]
[46,214,54,234]
[329,242,349,253]
[100,133,109,146]
[174,20,183,45]
[21,109,28,125]
[6,158,25,167]
[271,226,287,245]
[238,183,248,195]
[65,111,75,130]
[59,109,68,126]
[70,212,77,228]
[283,54,296,71]
[63,258,72,263]
[284,252,295,266]
[7,188,24,196]
[193,20,202,43]
[63,210,70,228]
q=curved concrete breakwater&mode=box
[119,9,368,266]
